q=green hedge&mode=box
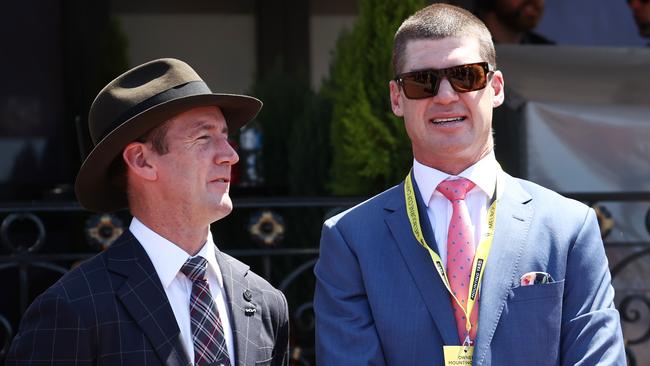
[249,0,424,197]
[326,0,424,196]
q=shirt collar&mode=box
[195,231,224,288]
[129,217,224,289]
[412,151,498,206]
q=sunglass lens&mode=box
[449,64,487,92]
[402,72,438,99]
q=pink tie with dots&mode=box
[437,178,479,344]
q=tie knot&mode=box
[180,256,208,282]
[436,178,475,201]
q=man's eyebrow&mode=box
[190,120,229,135]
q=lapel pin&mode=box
[243,289,253,302]
[244,306,256,316]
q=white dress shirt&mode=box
[130,217,235,365]
[412,151,504,267]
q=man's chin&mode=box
[207,198,234,222]
[638,22,650,38]
[499,15,539,33]
[516,15,542,31]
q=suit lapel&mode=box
[474,173,533,366]
[384,181,459,346]
[215,249,262,366]
[106,231,191,366]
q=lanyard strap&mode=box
[404,170,498,343]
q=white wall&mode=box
[310,15,357,90]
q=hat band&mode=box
[95,80,212,143]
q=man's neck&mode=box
[432,162,473,176]
[131,209,209,256]
[417,147,493,176]
[482,12,524,44]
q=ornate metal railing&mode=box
[0,193,648,365]
[566,192,650,366]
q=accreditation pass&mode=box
[443,345,474,366]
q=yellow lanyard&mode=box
[404,170,498,345]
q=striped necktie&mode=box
[181,256,230,366]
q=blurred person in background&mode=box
[476,0,555,44]
[628,0,650,40]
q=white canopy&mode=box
[495,45,650,241]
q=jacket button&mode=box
[243,289,253,302]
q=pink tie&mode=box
[437,178,478,344]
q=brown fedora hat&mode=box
[75,58,262,213]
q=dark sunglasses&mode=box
[394,62,493,99]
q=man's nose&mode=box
[432,78,460,104]
[215,140,239,165]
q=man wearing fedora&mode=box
[7,58,289,366]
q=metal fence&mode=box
[0,194,648,365]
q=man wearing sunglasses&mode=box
[314,3,625,365]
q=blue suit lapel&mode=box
[384,179,459,346]
[473,173,533,366]
[106,231,191,366]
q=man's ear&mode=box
[389,80,404,117]
[491,70,505,108]
[122,142,157,181]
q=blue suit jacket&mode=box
[7,231,289,366]
[314,172,625,365]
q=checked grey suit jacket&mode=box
[7,231,289,366]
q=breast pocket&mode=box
[509,279,565,303]
[506,280,565,326]
[497,280,565,365]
